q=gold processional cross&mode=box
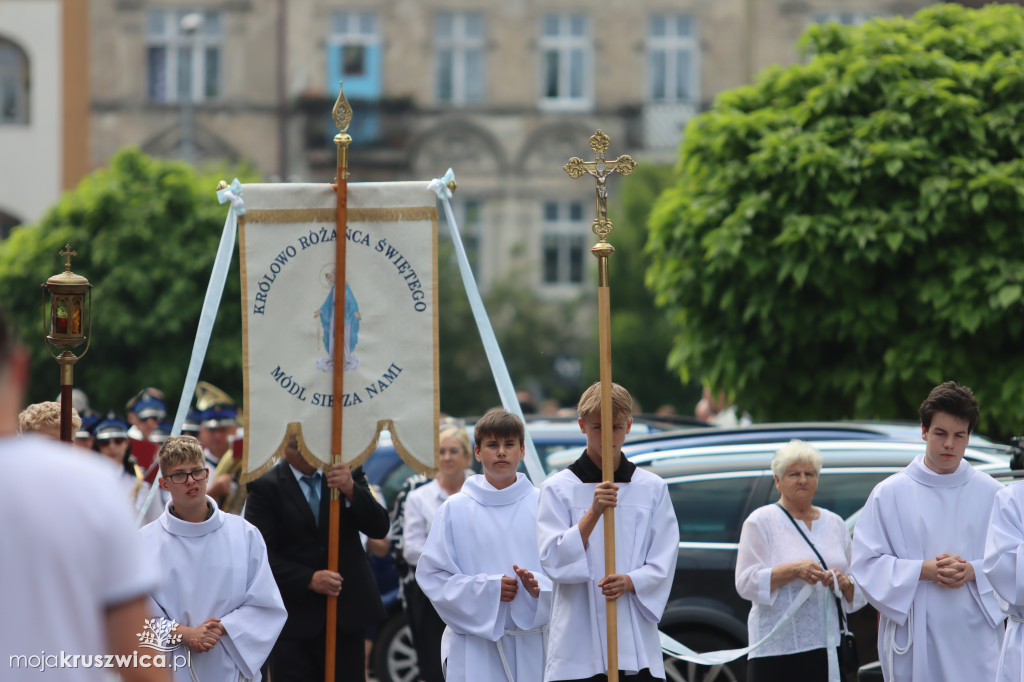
[562,129,636,682]
[562,130,637,242]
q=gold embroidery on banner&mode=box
[245,208,437,224]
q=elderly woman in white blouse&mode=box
[735,440,866,682]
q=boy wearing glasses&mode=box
[140,435,287,681]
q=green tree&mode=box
[0,148,259,414]
[581,163,702,417]
[646,4,1024,437]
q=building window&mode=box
[435,11,485,106]
[539,13,591,110]
[146,9,222,103]
[0,38,29,124]
[541,201,587,285]
[810,11,878,26]
[327,11,381,143]
[440,199,484,278]
[648,14,698,104]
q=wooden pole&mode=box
[326,82,353,682]
[595,244,618,679]
[563,131,636,682]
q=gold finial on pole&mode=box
[332,82,353,182]
[564,130,636,682]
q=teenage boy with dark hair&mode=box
[140,435,286,681]
[417,410,552,681]
[537,382,679,681]
[851,381,1004,682]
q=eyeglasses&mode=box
[99,438,127,446]
[165,468,210,484]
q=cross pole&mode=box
[564,130,636,682]
[325,81,353,682]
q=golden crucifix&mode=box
[563,130,636,682]
[563,130,637,242]
[60,244,78,272]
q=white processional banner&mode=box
[239,182,438,481]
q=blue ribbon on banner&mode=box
[136,179,244,525]
[428,169,547,486]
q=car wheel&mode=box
[372,611,419,682]
[663,630,745,682]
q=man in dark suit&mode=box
[245,433,389,681]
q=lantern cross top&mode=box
[563,130,637,242]
[60,244,77,272]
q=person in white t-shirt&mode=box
[735,440,866,681]
[0,306,166,682]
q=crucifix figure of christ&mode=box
[563,129,637,242]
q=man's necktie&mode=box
[301,474,321,525]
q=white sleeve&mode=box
[735,512,777,606]
[850,488,922,625]
[626,481,679,622]
[537,479,591,584]
[415,502,506,641]
[984,485,1024,606]
[836,516,868,613]
[216,524,288,680]
[402,488,430,567]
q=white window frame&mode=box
[538,13,592,111]
[647,14,699,104]
[541,200,588,287]
[435,11,486,106]
[146,9,223,103]
[0,39,29,125]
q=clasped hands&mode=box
[789,559,852,592]
[179,618,225,653]
[500,565,542,602]
[922,553,974,588]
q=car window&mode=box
[669,475,760,544]
[767,470,897,520]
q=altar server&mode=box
[140,435,287,681]
[983,481,1024,681]
[850,381,1004,682]
[417,410,552,681]
[537,382,679,681]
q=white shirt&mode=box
[416,473,552,682]
[0,435,157,680]
[403,479,451,567]
[983,482,1024,682]
[736,504,867,658]
[139,496,287,682]
[851,455,1004,682]
[537,467,679,681]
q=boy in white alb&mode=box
[537,382,679,681]
[416,410,552,682]
[851,381,1004,682]
[139,435,287,681]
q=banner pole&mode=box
[563,131,636,682]
[326,81,353,682]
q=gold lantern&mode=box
[41,244,92,441]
